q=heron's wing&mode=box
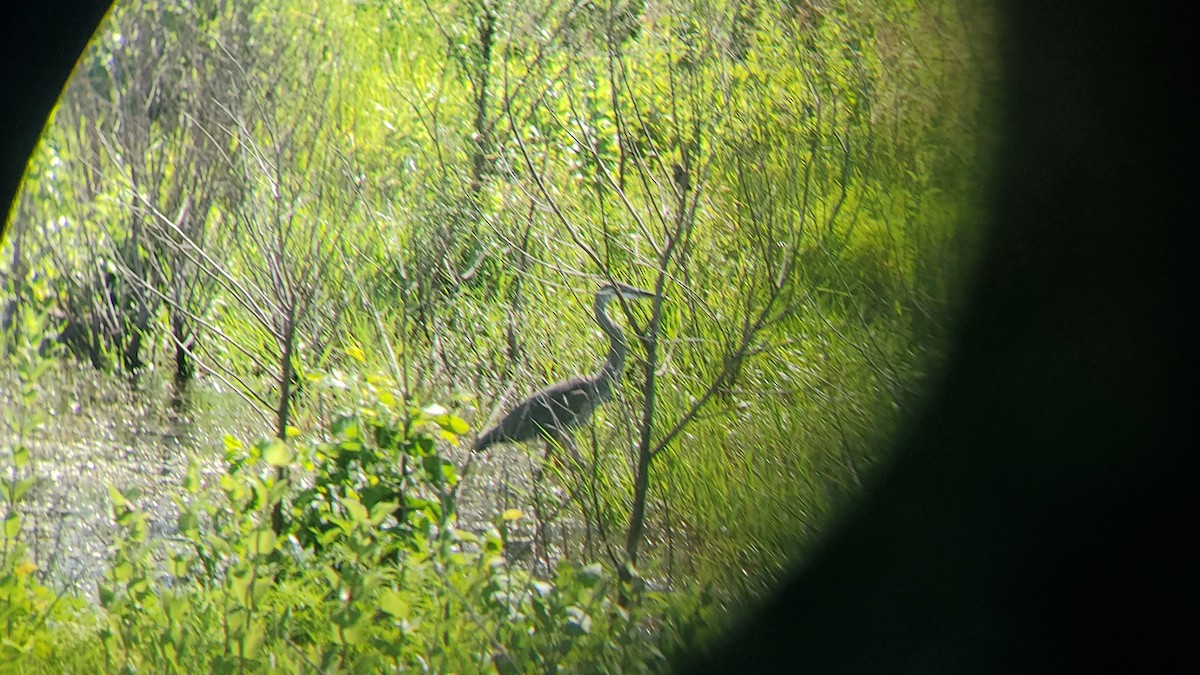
[526,376,597,426]
[475,376,600,451]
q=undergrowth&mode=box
[2,349,713,673]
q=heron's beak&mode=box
[616,283,654,300]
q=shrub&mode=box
[8,367,697,672]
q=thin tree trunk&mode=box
[469,3,495,199]
[624,279,665,574]
[270,308,297,534]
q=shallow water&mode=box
[2,362,575,595]
[2,365,262,593]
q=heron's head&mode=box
[597,282,654,304]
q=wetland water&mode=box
[2,366,260,593]
[3,363,565,594]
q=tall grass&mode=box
[2,0,994,667]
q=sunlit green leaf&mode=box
[331,414,359,437]
[164,593,189,621]
[12,477,36,502]
[168,554,192,578]
[263,438,293,467]
[452,528,479,543]
[229,564,253,606]
[433,413,469,435]
[247,528,277,558]
[378,589,411,619]
[111,561,133,583]
[106,484,128,509]
[268,477,291,505]
[369,500,398,525]
[345,496,368,524]
[441,461,460,486]
[4,514,20,538]
[240,619,266,659]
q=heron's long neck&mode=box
[593,296,627,401]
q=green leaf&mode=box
[253,577,273,604]
[4,513,21,538]
[107,484,128,509]
[247,528,277,558]
[484,529,504,554]
[409,436,435,457]
[178,509,199,533]
[164,593,189,621]
[183,459,201,493]
[12,446,30,469]
[263,438,293,467]
[168,554,192,578]
[229,564,253,606]
[240,619,266,659]
[268,477,291,505]
[12,476,36,502]
[378,589,411,619]
[406,497,435,512]
[433,413,470,435]
[111,561,133,583]
[578,563,604,587]
[220,473,246,502]
[331,415,359,438]
[564,605,592,635]
[441,461,460,487]
[422,456,447,484]
[2,636,33,655]
[344,497,369,525]
[369,500,398,526]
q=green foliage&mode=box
[286,368,469,551]
[0,284,93,668]
[3,0,995,668]
[5,374,694,672]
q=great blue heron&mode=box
[474,282,654,465]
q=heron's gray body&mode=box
[474,283,651,454]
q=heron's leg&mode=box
[530,438,552,575]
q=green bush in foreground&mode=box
[4,370,711,673]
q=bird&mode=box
[474,282,654,467]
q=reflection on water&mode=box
[3,362,586,594]
[1,364,261,595]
